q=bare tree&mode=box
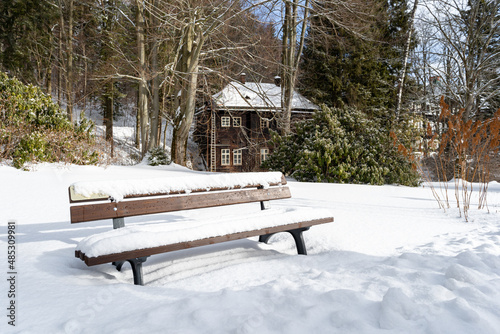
[148,0,161,150]
[395,0,419,119]
[411,15,442,118]
[421,0,500,120]
[66,0,74,122]
[136,0,149,154]
[277,0,309,134]
[159,0,273,165]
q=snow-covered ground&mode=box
[1,163,500,334]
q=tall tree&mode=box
[163,0,270,165]
[280,0,309,134]
[300,0,411,118]
[136,0,149,155]
[98,0,120,154]
[395,0,418,119]
[170,7,203,165]
[148,0,161,150]
[421,0,500,120]
[0,0,57,86]
[66,0,74,121]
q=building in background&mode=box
[195,74,318,172]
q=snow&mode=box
[1,163,500,333]
[71,171,284,201]
[213,81,319,111]
[77,207,332,258]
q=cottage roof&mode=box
[212,81,319,112]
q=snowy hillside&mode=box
[1,163,500,333]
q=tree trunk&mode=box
[281,0,293,134]
[57,2,64,107]
[281,0,308,135]
[172,19,201,166]
[104,81,114,157]
[136,0,149,155]
[395,0,418,120]
[46,65,52,95]
[135,91,141,149]
[149,33,160,150]
[82,41,87,112]
[46,26,53,95]
[171,68,198,165]
[66,0,74,122]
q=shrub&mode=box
[147,146,171,166]
[419,98,500,221]
[12,131,51,168]
[0,72,102,169]
[263,105,421,186]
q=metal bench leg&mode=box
[259,233,274,244]
[112,261,125,271]
[259,227,310,255]
[287,227,310,255]
[112,257,149,285]
[128,257,149,285]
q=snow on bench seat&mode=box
[76,207,332,260]
[71,172,285,201]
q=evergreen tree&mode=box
[299,0,412,117]
[262,105,421,186]
[0,0,58,85]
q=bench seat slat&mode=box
[75,207,332,261]
[70,187,291,223]
[77,217,333,266]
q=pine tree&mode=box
[0,0,58,86]
[262,105,420,186]
[299,0,412,118]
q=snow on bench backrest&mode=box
[69,172,286,202]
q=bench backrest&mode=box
[69,173,290,224]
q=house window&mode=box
[221,116,230,127]
[233,149,242,165]
[233,117,242,127]
[260,148,269,164]
[221,149,230,165]
[260,118,270,129]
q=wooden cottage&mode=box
[195,75,319,172]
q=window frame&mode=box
[221,116,231,127]
[233,117,242,127]
[260,117,270,129]
[233,149,242,166]
[221,149,230,166]
[260,148,269,164]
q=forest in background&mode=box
[1,0,499,184]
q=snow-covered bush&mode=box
[0,72,101,169]
[147,146,171,166]
[263,105,421,186]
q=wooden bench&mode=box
[69,172,333,285]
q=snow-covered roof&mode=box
[212,81,319,112]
